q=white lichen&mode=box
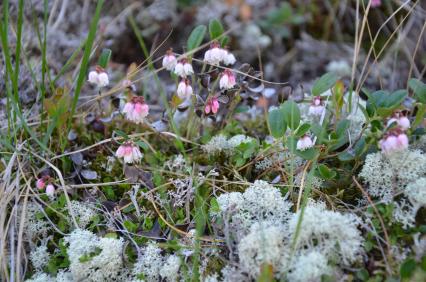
[287,251,333,282]
[288,201,364,265]
[132,243,163,281]
[30,244,50,271]
[64,229,124,281]
[359,150,426,203]
[216,180,292,233]
[159,254,181,281]
[237,222,287,278]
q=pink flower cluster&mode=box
[205,97,220,114]
[36,176,55,197]
[123,96,149,124]
[379,127,409,155]
[387,112,410,130]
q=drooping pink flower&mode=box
[162,49,177,71]
[122,96,149,124]
[205,97,220,114]
[176,79,193,99]
[219,69,236,90]
[387,112,410,130]
[371,0,381,8]
[115,141,143,164]
[297,135,314,151]
[380,128,409,154]
[308,96,325,117]
[36,178,46,190]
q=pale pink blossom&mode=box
[380,128,409,154]
[36,178,46,190]
[204,42,226,65]
[371,0,381,8]
[122,96,149,124]
[46,184,55,197]
[116,142,143,164]
[88,66,109,87]
[223,50,236,65]
[205,97,220,114]
[177,79,193,99]
[174,59,194,77]
[219,69,236,90]
[297,135,314,151]
[162,49,177,71]
[308,96,325,117]
[387,112,410,130]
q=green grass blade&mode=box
[68,0,104,130]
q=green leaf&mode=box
[123,220,138,233]
[317,164,336,179]
[187,25,207,52]
[97,48,112,68]
[294,123,311,137]
[135,140,149,151]
[268,108,287,138]
[312,72,338,96]
[281,100,300,130]
[257,263,274,282]
[115,130,128,139]
[220,35,229,47]
[367,90,407,117]
[338,137,367,161]
[408,78,426,103]
[208,19,224,40]
[400,258,416,279]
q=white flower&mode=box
[219,69,236,90]
[204,42,226,65]
[87,66,109,88]
[223,50,236,65]
[176,79,193,99]
[97,72,109,87]
[296,135,314,151]
[162,49,177,71]
[45,184,55,197]
[115,142,143,164]
[174,59,193,77]
[88,71,99,84]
